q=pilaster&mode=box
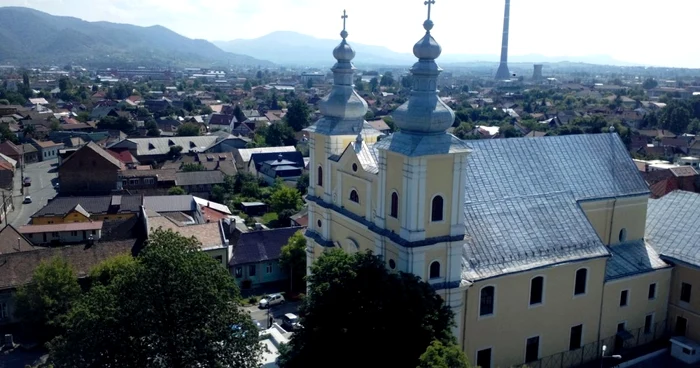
[323,138,333,203]
[451,153,468,236]
[308,135,316,197]
[400,157,427,242]
[374,151,387,228]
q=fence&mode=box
[513,319,670,368]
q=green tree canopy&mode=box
[177,122,201,137]
[279,231,307,292]
[279,250,454,368]
[417,340,471,368]
[295,172,309,195]
[380,72,395,86]
[258,122,297,147]
[285,98,311,131]
[88,254,137,287]
[270,184,302,214]
[168,186,186,195]
[50,229,262,368]
[14,257,81,342]
[642,78,658,90]
[181,162,205,172]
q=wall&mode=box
[32,213,135,225]
[668,264,700,341]
[424,155,455,238]
[232,260,287,289]
[384,151,404,234]
[600,269,672,340]
[463,258,607,368]
[24,229,102,244]
[579,195,647,245]
[59,147,119,193]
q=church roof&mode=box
[605,240,669,281]
[374,131,471,157]
[646,190,700,268]
[464,133,649,202]
[462,191,609,282]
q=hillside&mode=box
[215,31,634,68]
[0,7,273,68]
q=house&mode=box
[155,117,182,136]
[193,196,232,222]
[144,98,172,113]
[230,121,256,137]
[234,146,297,171]
[31,195,143,224]
[142,195,204,224]
[0,160,14,190]
[642,166,699,198]
[208,113,236,132]
[58,142,123,194]
[0,141,23,167]
[88,106,119,121]
[204,132,251,155]
[230,226,304,290]
[22,144,38,163]
[31,139,64,161]
[252,153,305,185]
[119,168,176,193]
[366,118,392,135]
[175,171,225,197]
[19,221,104,245]
[108,136,218,164]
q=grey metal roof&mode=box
[230,227,304,265]
[374,131,471,157]
[32,196,143,217]
[175,171,224,186]
[143,195,197,213]
[112,136,218,157]
[236,146,297,164]
[605,240,669,281]
[462,191,609,282]
[646,191,700,267]
[464,134,649,202]
[354,141,379,174]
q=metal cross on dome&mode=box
[341,10,348,31]
[424,0,435,21]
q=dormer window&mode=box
[168,139,175,146]
[148,143,155,150]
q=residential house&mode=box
[366,118,392,135]
[230,226,304,290]
[88,106,119,121]
[144,98,172,113]
[155,117,182,136]
[21,144,38,163]
[108,136,218,164]
[642,167,699,198]
[230,121,256,137]
[0,141,23,167]
[31,195,143,224]
[119,168,176,194]
[208,113,237,132]
[58,142,123,194]
[31,139,64,161]
[142,195,204,224]
[19,221,104,245]
[252,153,305,185]
[0,160,14,190]
[193,196,233,223]
[234,146,297,171]
[175,171,225,198]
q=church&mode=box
[304,3,698,367]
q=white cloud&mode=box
[2,0,699,67]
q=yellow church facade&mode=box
[304,4,693,368]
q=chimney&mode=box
[495,0,512,80]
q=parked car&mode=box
[259,293,285,309]
[23,177,31,186]
[23,196,31,204]
[281,313,301,332]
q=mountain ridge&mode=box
[0,6,273,68]
[215,31,638,68]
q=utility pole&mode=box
[20,144,24,197]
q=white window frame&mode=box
[478,284,497,320]
[266,263,273,274]
[429,193,446,223]
[524,334,541,364]
[573,267,589,298]
[644,313,655,334]
[475,347,493,368]
[528,275,546,308]
[620,289,630,307]
[648,282,657,300]
[569,323,584,351]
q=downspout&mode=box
[606,198,618,245]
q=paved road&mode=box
[7,159,58,227]
[243,301,301,330]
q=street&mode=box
[7,159,58,228]
[244,301,301,330]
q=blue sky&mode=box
[4,0,699,68]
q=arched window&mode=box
[431,195,444,222]
[349,190,359,203]
[390,192,399,218]
[574,268,588,296]
[317,166,323,186]
[480,286,495,316]
[429,261,440,279]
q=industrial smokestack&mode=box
[495,0,512,80]
[533,64,543,81]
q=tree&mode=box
[50,229,262,368]
[168,186,186,195]
[380,72,395,86]
[369,77,379,92]
[295,172,309,195]
[89,254,137,287]
[211,185,226,203]
[259,123,297,147]
[181,163,205,172]
[417,340,471,368]
[0,124,19,144]
[58,77,72,92]
[279,250,454,368]
[285,98,311,131]
[233,104,246,123]
[14,258,81,342]
[243,80,252,91]
[279,230,307,292]
[233,172,262,199]
[642,78,658,90]
[306,78,313,89]
[177,122,201,137]
[270,185,302,214]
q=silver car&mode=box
[258,293,285,308]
